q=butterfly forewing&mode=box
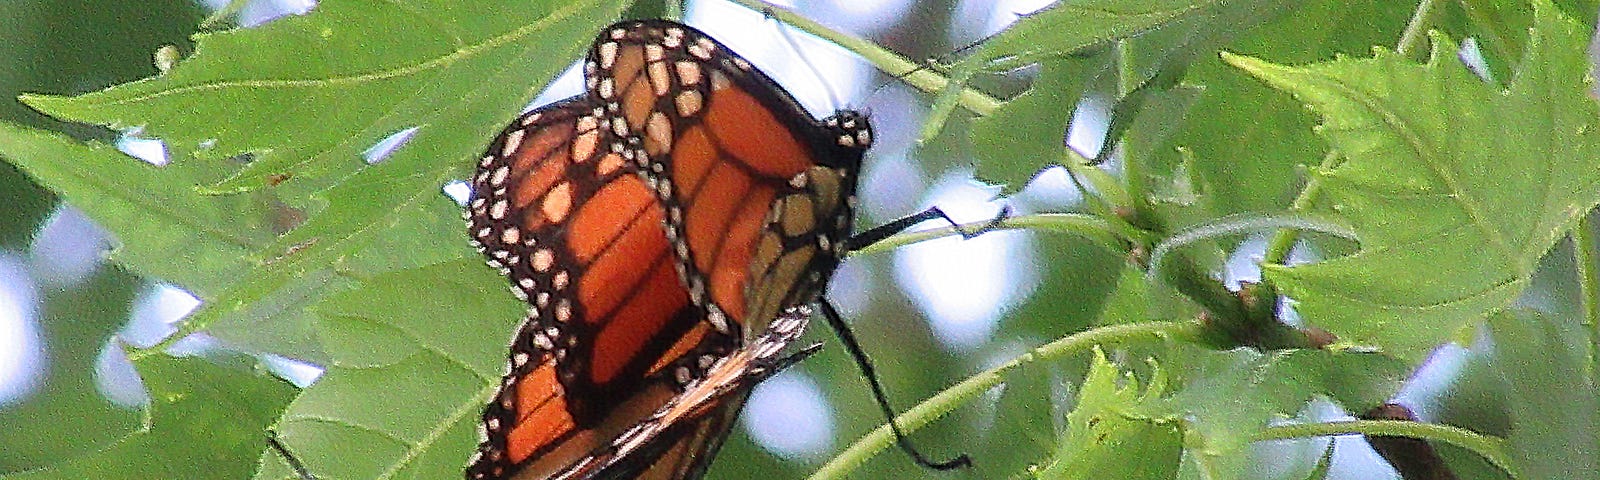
[585,20,872,339]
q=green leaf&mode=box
[207,268,347,362]
[959,0,1302,189]
[1437,1,1597,84]
[1239,1,1600,360]
[1172,0,1416,218]
[0,0,206,133]
[5,1,629,357]
[1006,228,1127,339]
[1445,0,1533,83]
[0,161,52,249]
[0,122,275,295]
[1,354,297,480]
[22,0,622,197]
[1139,344,1406,465]
[1104,80,1202,166]
[969,58,1100,187]
[965,0,1287,67]
[96,0,627,355]
[978,356,1076,476]
[1097,265,1159,325]
[260,259,523,479]
[927,0,1207,151]
[1488,310,1599,478]
[1034,348,1180,479]
[1095,261,1200,328]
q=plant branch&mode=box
[1255,420,1514,477]
[809,321,1202,480]
[1263,151,1343,265]
[1397,0,1440,57]
[733,0,1002,116]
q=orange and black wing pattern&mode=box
[552,307,816,480]
[585,20,873,338]
[465,96,735,480]
[466,18,875,480]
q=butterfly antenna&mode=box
[764,10,845,112]
[817,301,972,471]
[266,430,317,480]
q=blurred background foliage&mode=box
[0,0,204,471]
[0,1,1597,479]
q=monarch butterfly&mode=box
[582,19,984,472]
[466,18,983,480]
[465,95,740,480]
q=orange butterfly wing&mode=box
[586,20,872,338]
[467,18,872,480]
[552,308,815,480]
[466,97,733,480]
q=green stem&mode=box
[1067,155,1135,213]
[729,0,1002,116]
[1263,152,1341,266]
[1396,0,1439,57]
[1162,213,1355,278]
[1574,217,1600,381]
[1255,420,1515,477]
[849,213,1132,257]
[1060,150,1151,253]
[132,326,190,361]
[808,321,1201,480]
[1114,41,1150,220]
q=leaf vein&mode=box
[82,1,589,108]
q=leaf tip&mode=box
[1219,52,1278,79]
[17,92,62,112]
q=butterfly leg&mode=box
[770,342,825,373]
[817,300,972,470]
[845,205,1011,252]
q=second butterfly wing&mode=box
[466,97,736,480]
[554,307,817,480]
